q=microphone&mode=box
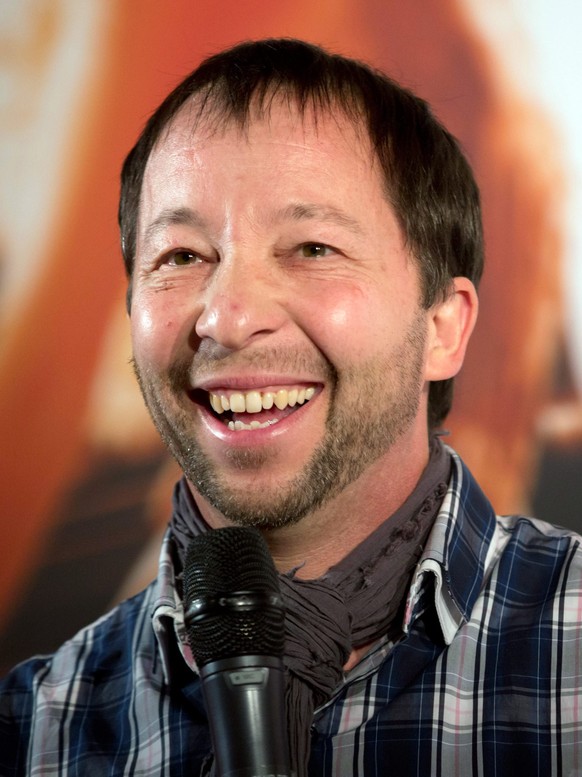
[184,527,292,777]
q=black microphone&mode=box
[184,527,292,777]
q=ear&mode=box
[424,277,478,381]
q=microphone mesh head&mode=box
[184,527,285,665]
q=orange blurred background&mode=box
[1,0,581,673]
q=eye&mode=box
[300,243,333,259]
[167,250,199,266]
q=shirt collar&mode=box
[151,530,198,684]
[404,447,497,644]
[151,447,498,682]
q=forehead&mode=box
[136,95,418,297]
[145,96,382,188]
[135,94,412,270]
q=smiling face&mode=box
[130,100,433,530]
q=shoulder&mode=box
[430,449,582,634]
[0,583,156,701]
[492,513,582,594]
[0,583,167,775]
[447,448,582,574]
[497,513,582,546]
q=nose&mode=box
[194,256,285,350]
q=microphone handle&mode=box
[200,654,293,777]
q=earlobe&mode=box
[424,277,479,381]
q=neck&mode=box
[192,436,430,580]
[266,441,429,578]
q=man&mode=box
[1,38,580,776]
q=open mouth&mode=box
[194,386,317,431]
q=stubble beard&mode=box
[134,320,426,530]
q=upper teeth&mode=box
[209,386,316,415]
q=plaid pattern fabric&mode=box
[2,449,582,776]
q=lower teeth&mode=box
[227,418,280,431]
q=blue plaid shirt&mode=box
[2,449,582,776]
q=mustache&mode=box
[154,341,337,392]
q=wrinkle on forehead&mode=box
[156,87,372,154]
[141,93,400,268]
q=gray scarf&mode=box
[171,437,451,776]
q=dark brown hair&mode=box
[119,38,483,428]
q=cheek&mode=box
[297,281,418,368]
[300,288,376,361]
[130,295,184,366]
[132,306,155,338]
[327,303,350,330]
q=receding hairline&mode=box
[151,81,378,159]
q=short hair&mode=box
[119,38,483,428]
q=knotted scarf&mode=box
[171,437,451,776]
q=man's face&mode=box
[131,101,431,529]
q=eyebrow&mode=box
[275,203,365,235]
[142,202,365,247]
[142,207,208,247]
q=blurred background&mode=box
[1,0,582,674]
